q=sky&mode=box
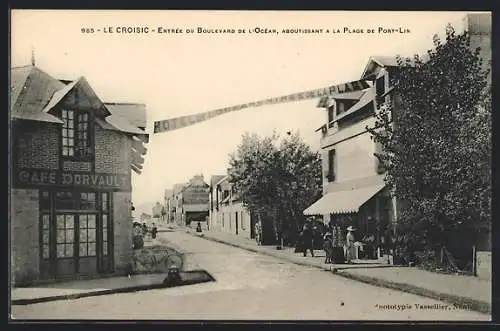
[10,10,475,216]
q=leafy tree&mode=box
[228,131,322,247]
[367,24,491,269]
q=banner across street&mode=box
[153,79,371,134]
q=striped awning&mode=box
[303,183,385,215]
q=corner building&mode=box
[10,65,148,285]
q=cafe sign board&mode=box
[13,168,131,191]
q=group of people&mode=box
[299,218,357,264]
[141,222,158,239]
[253,217,358,264]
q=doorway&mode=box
[40,190,113,280]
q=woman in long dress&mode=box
[345,226,356,263]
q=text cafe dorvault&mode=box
[14,169,131,191]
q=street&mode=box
[12,231,489,321]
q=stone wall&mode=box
[113,191,133,275]
[11,189,40,285]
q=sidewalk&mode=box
[190,229,492,314]
[11,273,168,305]
[11,239,182,306]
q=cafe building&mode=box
[10,65,148,285]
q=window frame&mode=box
[376,75,386,103]
[60,108,94,161]
[78,214,97,257]
[336,101,346,117]
[100,192,111,257]
[327,106,335,128]
[327,149,336,182]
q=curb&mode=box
[335,271,491,315]
[11,270,215,306]
[12,243,190,306]
[12,283,174,306]
[194,233,394,271]
[193,232,491,315]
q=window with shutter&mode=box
[327,149,336,182]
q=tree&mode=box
[161,206,167,222]
[228,131,322,247]
[367,24,491,269]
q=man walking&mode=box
[302,220,314,257]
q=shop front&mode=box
[13,169,131,282]
[11,65,148,285]
[39,190,113,280]
[303,176,395,261]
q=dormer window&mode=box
[61,109,92,159]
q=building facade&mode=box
[305,57,396,258]
[209,176,255,240]
[10,65,148,285]
[163,189,173,223]
[166,175,210,226]
[152,201,163,218]
[304,13,492,267]
[208,175,225,231]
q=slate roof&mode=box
[10,65,148,139]
[210,175,226,188]
[10,65,65,123]
[10,65,149,173]
[105,103,147,130]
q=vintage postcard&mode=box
[9,10,492,321]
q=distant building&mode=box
[170,183,189,225]
[10,65,148,285]
[209,176,257,240]
[152,201,163,218]
[208,175,225,230]
[166,175,210,226]
[163,189,173,222]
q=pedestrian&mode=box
[151,223,158,239]
[196,221,202,233]
[302,220,314,257]
[142,222,148,235]
[323,231,334,263]
[255,220,262,245]
[345,226,357,263]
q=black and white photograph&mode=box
[9,10,492,321]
